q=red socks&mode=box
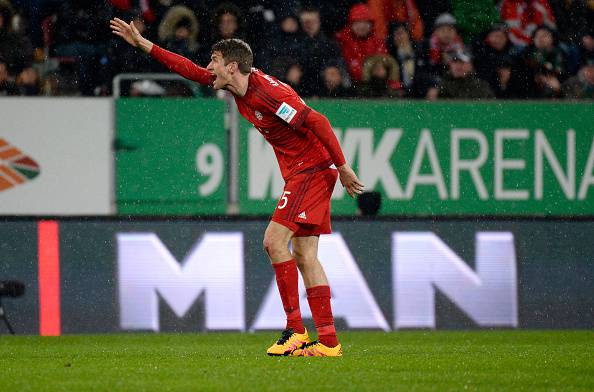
[307,285,339,347]
[273,261,338,347]
[272,259,305,334]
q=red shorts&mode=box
[272,166,338,237]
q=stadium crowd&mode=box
[0,0,593,99]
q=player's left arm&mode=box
[302,110,364,198]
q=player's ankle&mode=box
[319,335,339,347]
[288,323,305,334]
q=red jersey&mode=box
[150,45,345,180]
[235,69,333,179]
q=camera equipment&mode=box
[357,191,382,216]
[0,280,25,335]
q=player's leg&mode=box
[264,220,310,356]
[291,235,342,357]
[291,235,328,287]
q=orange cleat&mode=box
[291,341,343,357]
[266,328,311,356]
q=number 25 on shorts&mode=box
[278,191,291,209]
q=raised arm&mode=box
[110,18,214,86]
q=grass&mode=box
[0,331,592,391]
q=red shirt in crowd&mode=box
[500,0,556,46]
[336,4,387,82]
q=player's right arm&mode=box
[110,18,214,86]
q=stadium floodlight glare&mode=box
[0,280,25,335]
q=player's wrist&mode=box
[336,163,349,172]
[138,38,153,54]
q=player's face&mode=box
[207,51,231,90]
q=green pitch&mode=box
[1,331,592,391]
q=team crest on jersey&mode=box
[255,110,263,120]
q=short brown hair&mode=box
[211,38,253,74]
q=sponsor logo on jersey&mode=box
[255,110,263,120]
[0,138,40,192]
[275,102,297,123]
[298,211,307,220]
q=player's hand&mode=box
[337,164,364,198]
[110,18,151,52]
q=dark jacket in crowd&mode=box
[386,22,428,90]
[550,0,589,45]
[562,74,594,98]
[439,72,495,99]
[0,2,33,76]
[51,2,111,48]
[472,28,520,91]
[0,76,17,95]
[300,31,342,96]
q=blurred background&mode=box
[0,0,593,98]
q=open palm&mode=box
[110,18,143,48]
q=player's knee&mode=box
[294,252,316,269]
[262,235,280,257]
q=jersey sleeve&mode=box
[150,44,215,86]
[303,110,346,167]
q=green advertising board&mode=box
[116,98,227,214]
[239,101,594,216]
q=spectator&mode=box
[438,51,495,99]
[578,29,594,70]
[562,58,594,98]
[0,1,33,75]
[550,0,588,45]
[15,66,40,95]
[532,64,563,97]
[473,24,520,92]
[319,64,352,98]
[10,0,45,48]
[360,54,402,97]
[580,33,594,64]
[51,2,111,95]
[415,0,450,36]
[524,26,566,77]
[500,0,556,47]
[264,9,303,71]
[336,3,387,84]
[491,57,524,98]
[386,21,433,96]
[109,9,155,92]
[211,3,243,43]
[158,6,207,65]
[0,60,16,95]
[368,0,424,42]
[550,0,589,74]
[241,2,279,69]
[298,6,342,96]
[284,61,306,96]
[428,13,465,74]
[512,25,565,98]
[314,0,362,36]
[110,0,156,25]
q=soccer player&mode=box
[111,18,364,357]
